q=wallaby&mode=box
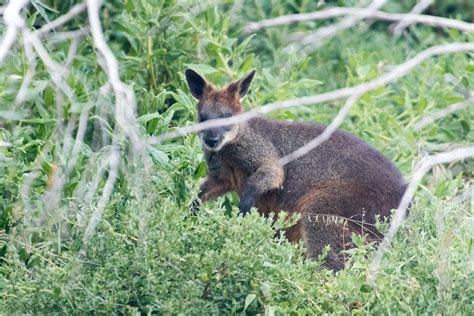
[185,68,407,271]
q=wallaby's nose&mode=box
[204,136,219,148]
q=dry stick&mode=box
[287,0,387,53]
[21,18,84,214]
[390,0,433,37]
[35,3,87,36]
[149,42,474,145]
[66,106,91,175]
[0,0,28,64]
[367,146,474,284]
[58,37,83,138]
[81,148,120,250]
[24,31,74,99]
[21,143,53,222]
[281,90,362,165]
[413,95,474,130]
[76,154,109,227]
[15,36,37,107]
[85,0,154,247]
[244,7,474,34]
[47,28,90,44]
[86,0,143,152]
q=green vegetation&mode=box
[1,0,473,314]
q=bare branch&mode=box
[46,28,90,44]
[15,36,37,106]
[81,148,120,250]
[86,0,143,152]
[286,0,387,53]
[413,95,473,130]
[390,0,433,37]
[367,145,474,284]
[0,0,28,64]
[23,31,75,99]
[149,42,474,145]
[280,90,363,165]
[244,7,474,34]
[35,3,87,36]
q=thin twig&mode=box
[367,146,474,284]
[86,0,143,152]
[413,95,473,130]
[15,36,37,106]
[287,0,387,54]
[0,0,28,64]
[23,30,74,99]
[47,28,90,44]
[35,3,87,36]
[281,90,362,165]
[390,0,433,37]
[81,148,120,250]
[244,7,474,34]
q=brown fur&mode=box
[185,69,407,271]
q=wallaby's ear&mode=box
[227,69,256,99]
[185,69,208,100]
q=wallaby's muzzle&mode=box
[202,128,226,150]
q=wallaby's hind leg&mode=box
[295,180,397,271]
[301,216,350,271]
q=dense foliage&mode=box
[1,0,473,314]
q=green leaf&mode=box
[244,293,256,311]
[360,283,372,293]
[149,147,169,166]
[261,282,271,299]
[194,161,207,179]
[239,54,254,73]
[138,113,161,124]
[184,64,217,75]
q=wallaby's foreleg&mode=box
[190,177,231,214]
[198,177,230,201]
[239,163,284,216]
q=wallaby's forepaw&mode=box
[238,186,256,217]
[238,198,253,217]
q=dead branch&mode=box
[244,7,474,34]
[367,145,474,284]
[86,0,143,152]
[14,36,37,106]
[413,95,473,130]
[81,148,120,250]
[390,0,433,37]
[0,0,28,64]
[280,90,363,165]
[35,3,87,36]
[286,0,387,53]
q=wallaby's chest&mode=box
[206,147,255,194]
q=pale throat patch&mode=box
[200,126,239,152]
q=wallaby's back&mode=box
[250,117,405,213]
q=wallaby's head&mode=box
[185,68,256,151]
